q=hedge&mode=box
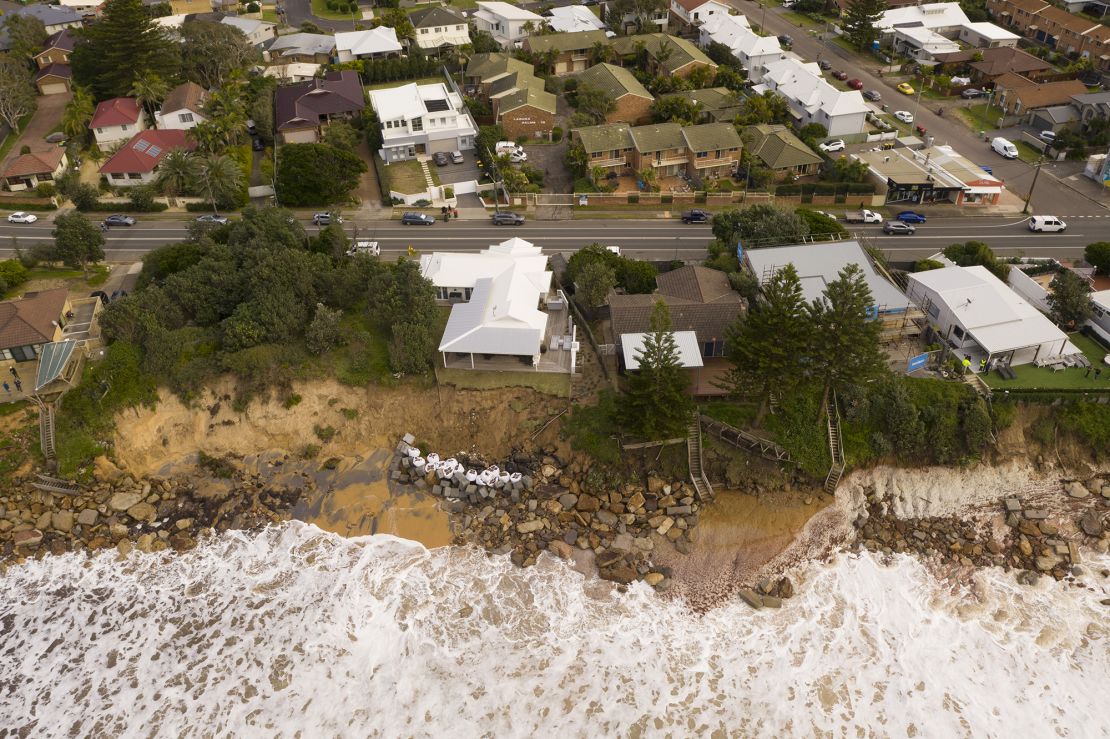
[185,201,228,212]
[0,201,57,211]
[81,201,169,212]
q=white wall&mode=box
[1006,267,1051,314]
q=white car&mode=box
[605,245,621,255]
[6,212,37,224]
[509,151,527,163]
[495,141,525,156]
[1028,215,1066,233]
[1038,130,1056,143]
[894,110,914,123]
[819,140,845,153]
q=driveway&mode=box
[0,92,70,173]
[433,153,482,185]
[522,140,570,193]
[278,0,358,31]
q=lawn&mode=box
[779,10,821,30]
[701,400,759,429]
[365,76,443,91]
[983,333,1110,391]
[1013,140,1047,165]
[957,103,1007,134]
[0,111,36,163]
[4,265,110,299]
[310,0,361,20]
[385,158,436,195]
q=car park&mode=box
[432,151,450,166]
[104,214,136,226]
[195,214,229,225]
[833,70,848,81]
[1028,215,1066,232]
[847,78,863,90]
[897,82,915,95]
[401,212,436,225]
[896,211,926,223]
[819,139,845,153]
[960,88,984,99]
[6,212,37,224]
[491,211,525,225]
[894,110,913,123]
[863,90,881,102]
[680,209,710,223]
[450,151,465,164]
[883,221,916,235]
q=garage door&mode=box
[555,62,569,75]
[40,81,68,95]
[426,138,454,154]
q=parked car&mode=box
[777,35,793,46]
[495,141,524,156]
[247,119,257,135]
[605,245,621,255]
[103,214,136,226]
[312,212,342,226]
[1028,215,1066,232]
[509,151,528,163]
[432,151,450,166]
[883,221,916,235]
[980,164,993,175]
[491,211,525,225]
[818,59,831,70]
[991,136,1018,159]
[251,137,265,151]
[45,132,67,144]
[863,90,881,102]
[195,214,229,225]
[401,212,436,225]
[6,211,37,224]
[819,139,845,153]
[960,88,984,99]
[897,82,915,95]
[1038,130,1056,143]
[845,209,882,224]
[681,209,710,223]
[450,151,464,164]
[894,110,914,123]
[833,70,848,81]
[847,78,863,90]
[896,210,926,223]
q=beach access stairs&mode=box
[686,412,713,501]
[39,402,56,461]
[824,391,845,494]
[698,413,792,464]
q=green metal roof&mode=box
[575,63,652,101]
[741,124,822,170]
[524,30,610,54]
[611,33,716,75]
[35,340,76,391]
[465,53,534,81]
[667,87,742,121]
[681,122,742,152]
[629,122,684,152]
[574,123,633,153]
[497,76,558,115]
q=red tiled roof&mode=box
[90,97,141,129]
[0,288,68,349]
[160,81,207,115]
[98,130,197,175]
[674,0,710,10]
[3,148,65,178]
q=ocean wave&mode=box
[1,523,1107,738]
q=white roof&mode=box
[476,1,543,21]
[895,26,961,53]
[621,331,704,370]
[700,13,781,58]
[877,2,969,31]
[221,16,273,35]
[268,32,335,56]
[261,62,323,80]
[907,265,1070,354]
[962,21,1019,40]
[761,58,869,118]
[546,5,607,32]
[745,240,907,308]
[420,237,548,288]
[368,82,460,120]
[335,26,403,56]
[1090,289,1110,311]
[154,13,188,28]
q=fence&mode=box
[518,190,882,209]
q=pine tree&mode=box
[623,301,694,439]
[842,0,885,52]
[71,0,181,99]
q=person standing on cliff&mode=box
[962,356,971,375]
[13,379,22,392]
[8,366,17,380]
[2,381,9,394]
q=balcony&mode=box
[652,155,687,167]
[693,156,736,169]
[591,156,627,168]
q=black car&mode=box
[252,137,265,151]
[777,35,792,46]
[882,221,916,235]
[863,90,882,102]
[960,88,985,99]
[681,209,709,223]
[491,211,524,225]
[401,212,436,225]
[432,151,450,166]
[818,59,831,71]
[103,214,136,226]
[89,290,110,305]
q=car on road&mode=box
[847,78,863,90]
[104,214,136,227]
[1028,215,1066,232]
[960,88,985,99]
[818,59,831,70]
[450,151,464,164]
[1038,130,1056,143]
[681,209,710,223]
[897,82,915,95]
[491,211,525,225]
[432,151,450,166]
[312,212,343,226]
[777,35,792,47]
[863,90,881,102]
[346,239,380,257]
[819,139,845,153]
[401,212,436,225]
[894,110,914,123]
[45,132,67,144]
[252,137,265,151]
[6,212,37,224]
[605,245,621,255]
[895,210,926,223]
[195,214,229,225]
[883,221,916,235]
[845,209,882,224]
[832,70,848,81]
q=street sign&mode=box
[907,353,928,373]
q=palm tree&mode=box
[637,167,657,192]
[194,153,242,214]
[203,84,248,149]
[156,149,199,204]
[62,87,95,142]
[130,72,169,128]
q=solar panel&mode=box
[146,145,162,158]
[133,139,150,152]
[425,99,449,112]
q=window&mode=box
[411,117,423,131]
[112,173,125,180]
[0,349,10,361]
[127,173,142,179]
[435,26,442,32]
[179,112,194,123]
[96,127,104,134]
[121,124,129,131]
[952,325,965,341]
[697,151,707,158]
[420,28,428,33]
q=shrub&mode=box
[306,303,344,355]
[34,182,56,198]
[197,451,236,478]
[573,177,594,193]
[246,1,259,10]
[283,393,302,409]
[443,185,454,199]
[627,194,638,204]
[551,126,563,142]
[314,424,337,442]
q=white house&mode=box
[368,82,478,161]
[670,0,731,29]
[545,5,609,34]
[335,27,403,62]
[155,81,208,131]
[874,2,1016,52]
[220,16,278,47]
[472,1,545,48]
[893,26,961,62]
[906,265,1081,368]
[958,21,1019,49]
[754,58,869,136]
[421,238,560,369]
[409,6,471,51]
[1088,290,1110,345]
[261,62,323,82]
[698,13,782,82]
[89,97,145,145]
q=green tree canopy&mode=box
[1084,242,1110,275]
[276,143,367,206]
[794,208,847,239]
[711,205,810,249]
[180,20,261,88]
[0,57,35,132]
[576,259,617,309]
[1046,270,1093,328]
[735,90,790,126]
[50,212,106,278]
[651,95,701,126]
[807,263,886,403]
[842,0,885,51]
[3,14,48,61]
[71,0,181,99]
[943,241,1010,281]
[622,300,694,439]
[573,83,615,124]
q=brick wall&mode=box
[607,94,654,125]
[500,106,555,139]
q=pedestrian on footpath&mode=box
[13,379,22,392]
[8,366,17,380]
[2,381,9,394]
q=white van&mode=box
[991,137,1018,159]
[1028,216,1066,233]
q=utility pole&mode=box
[1022,156,1045,215]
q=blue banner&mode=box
[736,241,743,262]
[907,353,928,373]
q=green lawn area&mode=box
[701,400,759,429]
[957,103,1007,134]
[261,7,280,23]
[385,158,435,195]
[4,265,110,299]
[310,0,361,20]
[0,111,36,163]
[1013,140,1047,164]
[983,333,1110,391]
[365,76,443,91]
[779,10,821,30]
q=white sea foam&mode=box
[1,523,1108,738]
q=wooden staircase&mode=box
[824,392,846,494]
[39,402,56,461]
[686,412,713,501]
[699,414,792,464]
